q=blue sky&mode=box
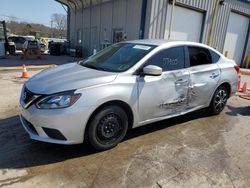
[0,0,66,26]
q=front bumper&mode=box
[19,103,94,145]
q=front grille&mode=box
[22,87,43,108]
[42,127,67,141]
[23,87,35,104]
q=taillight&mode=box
[234,65,240,75]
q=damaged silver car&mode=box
[19,39,239,150]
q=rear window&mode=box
[188,46,212,66]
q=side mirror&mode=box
[142,65,162,76]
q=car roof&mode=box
[125,39,173,46]
[125,39,222,55]
[126,39,213,48]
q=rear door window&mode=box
[145,46,185,71]
[187,46,212,66]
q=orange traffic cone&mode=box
[242,82,247,93]
[21,64,29,78]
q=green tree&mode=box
[24,24,32,35]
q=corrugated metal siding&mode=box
[144,0,250,52]
[245,35,250,63]
[212,0,250,52]
[100,2,113,43]
[145,0,215,43]
[82,6,90,49]
[69,10,76,45]
[113,0,126,29]
[76,9,83,44]
[176,0,215,43]
[68,0,142,55]
[63,0,250,60]
[126,0,142,39]
[145,0,167,39]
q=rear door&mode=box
[186,46,221,108]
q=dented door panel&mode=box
[187,64,221,108]
[138,69,190,123]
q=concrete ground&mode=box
[0,66,250,188]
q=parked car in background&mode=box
[23,35,35,41]
[19,40,239,151]
[39,42,46,53]
[23,40,41,50]
[8,36,27,51]
[7,41,16,55]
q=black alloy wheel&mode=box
[88,105,128,150]
[209,86,228,115]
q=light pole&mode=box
[50,20,53,37]
[168,0,176,40]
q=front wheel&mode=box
[209,86,228,115]
[88,105,128,150]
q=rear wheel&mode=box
[209,86,228,115]
[88,105,128,150]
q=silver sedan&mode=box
[19,39,239,150]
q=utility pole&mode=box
[50,20,53,37]
[207,0,220,46]
[168,0,176,40]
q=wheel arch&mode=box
[209,81,232,106]
[217,82,232,98]
[84,100,134,140]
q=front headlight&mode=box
[36,91,81,109]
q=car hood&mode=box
[25,63,118,94]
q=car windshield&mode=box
[79,43,155,72]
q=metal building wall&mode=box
[60,0,250,62]
[144,0,250,51]
[99,2,113,44]
[67,0,142,56]
[245,33,250,63]
[144,0,215,43]
[176,0,215,44]
[144,0,168,39]
[212,0,250,52]
[69,8,76,45]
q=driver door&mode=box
[137,46,190,124]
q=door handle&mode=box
[175,79,188,85]
[210,72,220,79]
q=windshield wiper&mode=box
[82,64,98,70]
[82,64,110,71]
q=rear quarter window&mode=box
[209,49,221,63]
[188,46,213,66]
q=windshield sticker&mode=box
[133,45,151,50]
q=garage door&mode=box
[165,5,203,42]
[223,12,249,65]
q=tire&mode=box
[209,86,228,115]
[88,105,128,150]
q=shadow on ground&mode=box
[226,105,250,116]
[1,103,246,169]
[0,108,210,170]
